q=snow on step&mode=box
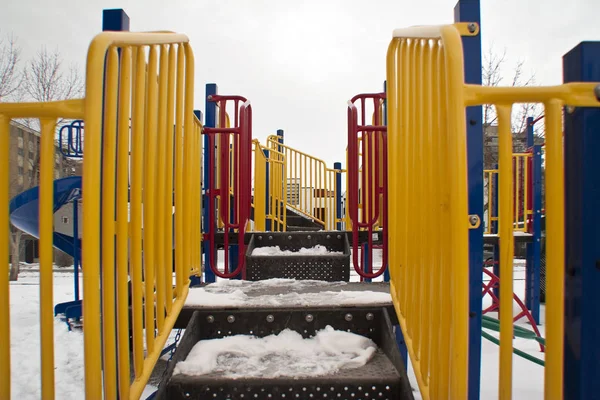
[184,279,392,308]
[173,325,377,378]
[251,244,343,256]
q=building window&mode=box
[62,216,69,224]
[18,129,23,138]
[28,151,34,160]
[18,148,24,156]
[18,166,24,175]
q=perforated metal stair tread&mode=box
[164,350,407,400]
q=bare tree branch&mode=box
[0,32,22,101]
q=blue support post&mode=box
[264,149,271,231]
[102,9,130,31]
[394,325,408,371]
[276,129,284,150]
[362,243,372,283]
[525,118,534,311]
[527,144,542,323]
[73,199,80,302]
[383,80,390,283]
[334,162,343,231]
[563,41,600,399]
[454,1,483,398]
[204,84,218,283]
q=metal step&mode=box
[156,307,415,400]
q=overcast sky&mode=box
[1,0,598,167]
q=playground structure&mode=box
[1,1,600,400]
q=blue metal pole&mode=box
[276,128,284,149]
[264,149,271,231]
[454,1,483,398]
[204,84,218,283]
[563,41,600,399]
[394,325,408,371]
[73,199,79,302]
[383,80,390,283]
[102,9,130,31]
[529,144,542,324]
[525,117,534,311]
[362,242,372,283]
[334,162,342,231]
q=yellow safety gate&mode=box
[252,139,287,231]
[1,31,200,399]
[267,135,338,230]
[387,23,600,400]
[484,152,533,234]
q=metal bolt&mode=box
[337,235,341,239]
[468,23,477,33]
[566,105,576,114]
[366,313,374,321]
[266,314,275,323]
[595,84,600,101]
[207,315,215,323]
[288,235,292,240]
[307,235,312,240]
[345,313,353,322]
[258,236,263,240]
[227,315,235,323]
[268,235,273,240]
[327,235,331,239]
[305,314,314,322]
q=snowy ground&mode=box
[8,255,545,399]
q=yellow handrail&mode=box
[1,31,199,400]
[252,139,287,231]
[267,135,338,230]
[387,22,600,400]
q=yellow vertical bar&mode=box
[39,118,56,400]
[165,44,176,308]
[144,45,158,354]
[544,99,564,399]
[101,46,119,400]
[400,38,410,314]
[413,38,423,356]
[497,105,514,400]
[0,116,10,400]
[406,38,417,339]
[174,44,185,295]
[116,46,132,399]
[436,42,450,399]
[421,39,432,384]
[130,45,146,377]
[254,145,266,231]
[183,43,195,284]
[429,41,441,399]
[524,155,529,232]
[83,42,105,399]
[155,44,169,332]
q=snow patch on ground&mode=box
[174,326,377,378]
[251,245,342,256]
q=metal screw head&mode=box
[258,235,263,240]
[268,235,273,240]
[305,314,314,322]
[207,315,215,323]
[307,235,311,240]
[366,313,374,321]
[345,313,353,322]
[468,23,477,33]
[227,315,235,323]
[337,235,342,239]
[266,314,275,323]
[566,105,576,114]
[288,235,292,240]
[327,235,331,239]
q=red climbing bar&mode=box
[203,95,252,279]
[347,92,388,280]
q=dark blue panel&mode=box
[102,9,130,32]
[563,41,600,400]
[204,83,218,283]
[454,1,483,399]
[334,161,342,231]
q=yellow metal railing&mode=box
[1,31,199,400]
[387,23,600,400]
[267,135,338,230]
[252,139,287,231]
[483,153,532,234]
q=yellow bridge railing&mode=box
[252,139,287,231]
[1,31,200,400]
[387,23,600,400]
[267,135,339,230]
[483,152,533,234]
